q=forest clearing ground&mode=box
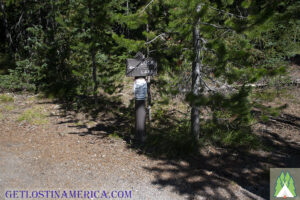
[0,67,300,200]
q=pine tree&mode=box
[60,0,126,97]
[280,171,285,185]
[285,171,291,185]
[274,177,283,197]
[0,0,298,147]
[158,0,287,139]
[288,177,297,197]
[111,0,296,141]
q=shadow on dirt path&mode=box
[46,92,300,200]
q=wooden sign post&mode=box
[126,53,157,142]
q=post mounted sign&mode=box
[126,58,157,77]
[134,78,147,100]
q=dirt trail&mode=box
[0,91,299,200]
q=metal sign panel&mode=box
[134,78,147,100]
[126,58,157,77]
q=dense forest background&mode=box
[0,0,299,151]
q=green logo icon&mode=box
[274,171,297,198]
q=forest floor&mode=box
[0,65,300,200]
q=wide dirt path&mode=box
[0,93,299,200]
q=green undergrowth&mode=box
[18,106,48,125]
[140,105,261,158]
[0,74,36,92]
[144,120,197,158]
[109,132,122,139]
[1,104,15,112]
[200,121,260,149]
[251,88,293,102]
[0,94,14,103]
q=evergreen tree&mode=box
[285,171,291,185]
[0,0,299,146]
[66,0,126,98]
[110,0,298,141]
[274,177,283,197]
[280,171,285,185]
[288,177,297,197]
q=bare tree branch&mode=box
[140,0,155,14]
[15,11,24,29]
[200,77,216,92]
[206,4,247,19]
[200,37,208,44]
[145,33,166,44]
[200,22,232,30]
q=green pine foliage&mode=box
[0,0,126,97]
[280,171,286,185]
[274,176,283,197]
[0,0,298,147]
[288,177,297,197]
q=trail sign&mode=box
[127,52,156,143]
[126,58,157,77]
[134,78,147,100]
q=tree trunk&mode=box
[92,50,97,103]
[191,6,202,140]
[0,1,13,50]
[88,2,98,103]
[146,24,152,124]
[126,0,129,15]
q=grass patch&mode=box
[201,121,260,149]
[145,128,197,158]
[0,94,14,103]
[27,95,37,102]
[109,132,122,139]
[142,109,198,158]
[18,106,48,125]
[2,104,15,112]
[75,121,84,126]
[251,88,293,102]
[252,89,277,102]
[141,105,261,158]
[36,92,56,100]
[0,112,3,120]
